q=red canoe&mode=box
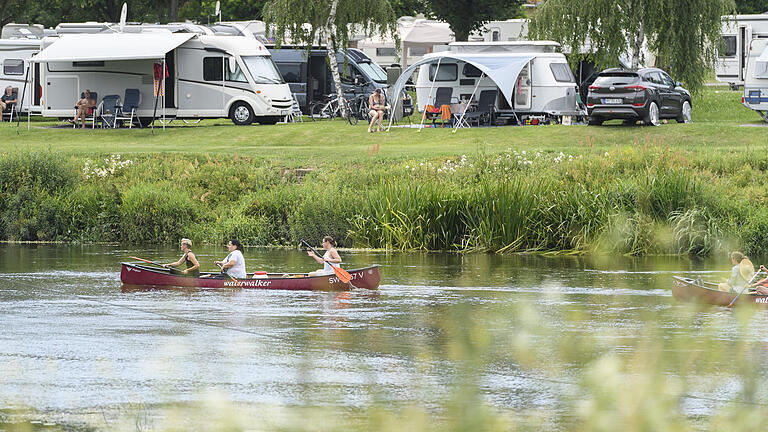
[120,262,381,290]
[671,276,768,308]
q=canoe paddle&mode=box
[300,239,352,284]
[727,269,763,308]
[216,262,245,289]
[129,256,165,267]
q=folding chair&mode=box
[1,87,19,122]
[115,89,141,128]
[73,91,98,128]
[423,87,456,126]
[287,94,303,123]
[462,90,498,127]
[99,95,120,128]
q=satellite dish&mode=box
[215,1,221,17]
[119,3,127,33]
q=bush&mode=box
[120,183,199,244]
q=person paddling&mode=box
[308,236,342,276]
[163,238,200,277]
[212,239,246,279]
[717,251,753,293]
[747,265,768,295]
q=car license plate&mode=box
[603,98,622,104]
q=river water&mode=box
[1,244,767,430]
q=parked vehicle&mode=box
[0,39,43,115]
[586,68,692,126]
[31,31,292,125]
[716,14,768,89]
[267,45,391,113]
[742,38,768,122]
[409,41,585,125]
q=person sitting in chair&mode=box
[73,89,96,128]
[368,88,387,133]
[0,86,17,113]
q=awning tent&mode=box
[399,20,454,67]
[387,53,534,130]
[30,33,195,62]
[754,46,768,79]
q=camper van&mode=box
[33,32,292,125]
[742,38,768,122]
[716,14,768,88]
[268,45,389,112]
[412,41,585,124]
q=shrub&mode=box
[120,183,199,244]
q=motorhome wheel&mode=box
[230,102,255,125]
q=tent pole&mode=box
[151,59,160,135]
[452,72,484,133]
[162,59,166,131]
[16,61,30,135]
[418,57,440,132]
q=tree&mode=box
[179,0,268,23]
[529,0,736,92]
[262,0,396,116]
[734,0,768,13]
[424,0,524,41]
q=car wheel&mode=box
[588,117,603,126]
[676,100,692,124]
[230,102,254,126]
[644,102,659,126]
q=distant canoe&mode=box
[671,276,768,308]
[120,262,380,290]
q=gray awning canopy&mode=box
[30,33,195,62]
[390,53,535,110]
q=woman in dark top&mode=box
[163,238,200,277]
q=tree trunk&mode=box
[168,0,179,22]
[631,20,644,69]
[325,0,347,117]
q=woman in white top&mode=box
[214,239,247,279]
[308,236,342,276]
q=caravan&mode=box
[32,31,292,125]
[406,42,584,125]
[0,39,43,115]
[742,38,768,122]
[716,14,768,88]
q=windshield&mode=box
[356,61,388,84]
[242,55,285,85]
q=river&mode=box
[1,244,767,430]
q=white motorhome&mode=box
[468,19,528,42]
[0,39,44,114]
[409,41,584,123]
[31,31,292,125]
[742,38,768,122]
[716,14,768,88]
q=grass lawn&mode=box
[0,88,765,164]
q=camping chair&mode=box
[462,90,498,127]
[287,94,303,123]
[72,91,98,128]
[99,95,120,128]
[114,89,141,128]
[1,87,19,122]
[423,87,456,126]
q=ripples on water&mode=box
[1,245,767,428]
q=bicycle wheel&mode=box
[311,103,328,121]
[357,99,370,122]
[347,103,358,125]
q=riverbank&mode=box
[1,88,765,255]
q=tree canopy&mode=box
[734,0,768,13]
[529,0,736,92]
[424,0,525,41]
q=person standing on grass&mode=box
[368,88,386,133]
[308,236,342,276]
[163,238,200,277]
[210,239,246,279]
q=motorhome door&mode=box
[514,62,532,110]
[740,25,753,82]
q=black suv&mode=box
[586,68,692,126]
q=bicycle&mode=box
[346,92,370,126]
[310,94,348,121]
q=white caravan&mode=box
[742,38,768,122]
[716,14,768,88]
[356,17,454,68]
[468,19,528,42]
[32,31,292,125]
[408,42,584,123]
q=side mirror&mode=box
[675,81,683,88]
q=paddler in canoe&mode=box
[307,236,342,277]
[162,238,200,277]
[746,265,768,295]
[717,251,754,293]
[201,239,247,279]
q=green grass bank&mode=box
[1,88,766,254]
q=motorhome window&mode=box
[339,62,363,84]
[3,59,23,75]
[242,56,285,84]
[356,61,388,83]
[225,58,248,83]
[203,57,223,81]
[409,47,428,57]
[72,61,104,67]
[428,64,458,81]
[277,63,303,83]
[549,63,574,82]
[462,63,483,78]
[376,47,396,57]
[720,36,737,58]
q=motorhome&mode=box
[32,31,292,125]
[408,41,584,124]
[742,38,768,122]
[268,45,390,112]
[716,14,768,88]
[0,39,43,115]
